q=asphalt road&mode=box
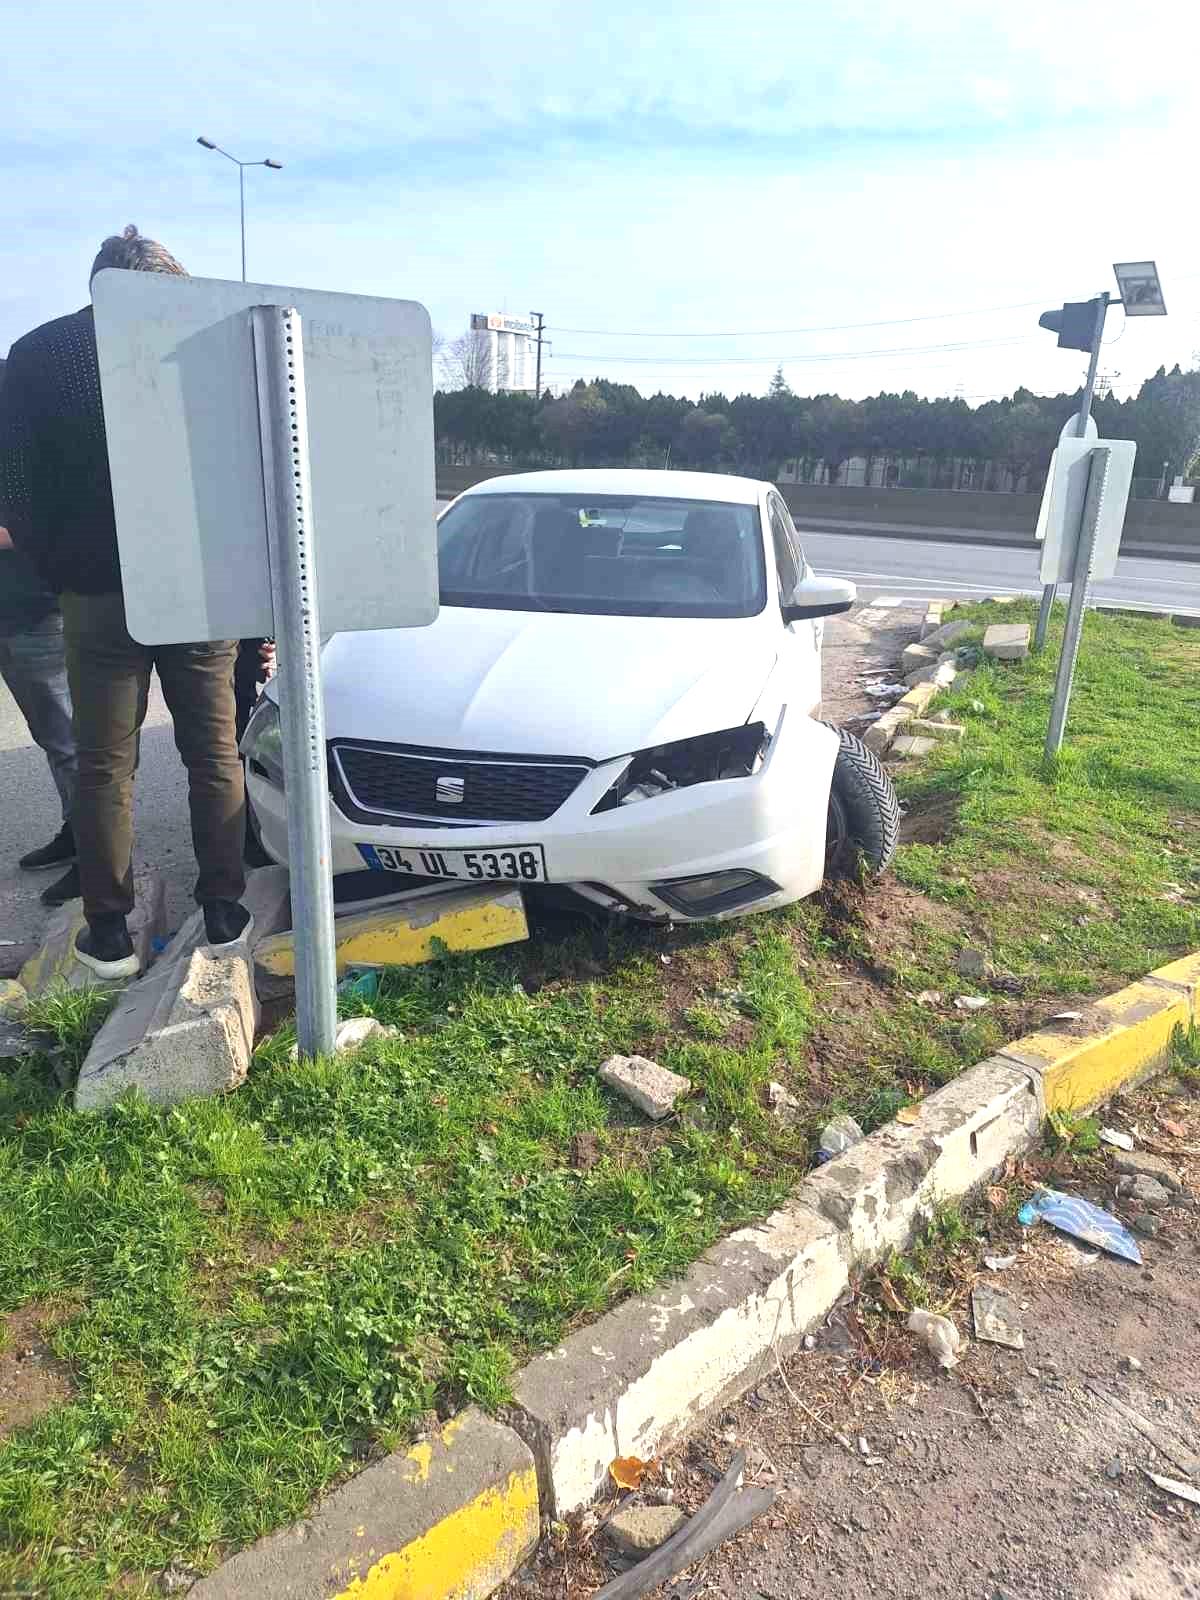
[797,524,1200,614]
[4,526,1198,955]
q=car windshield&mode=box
[437,493,767,618]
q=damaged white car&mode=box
[244,469,899,922]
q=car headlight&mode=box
[241,697,284,786]
[593,722,769,814]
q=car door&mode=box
[766,492,822,714]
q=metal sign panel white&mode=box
[1113,260,1166,316]
[92,270,438,645]
[1039,439,1137,585]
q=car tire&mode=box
[824,724,900,876]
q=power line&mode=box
[554,299,1046,338]
[550,335,1042,367]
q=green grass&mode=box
[1,601,1197,1595]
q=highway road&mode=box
[4,526,1198,957]
[797,525,1200,614]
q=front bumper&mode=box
[247,709,838,922]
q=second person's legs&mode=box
[154,637,247,925]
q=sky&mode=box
[4,0,1199,406]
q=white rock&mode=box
[599,1054,691,1120]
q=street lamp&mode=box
[196,137,283,282]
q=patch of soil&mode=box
[899,787,962,846]
[0,1303,75,1438]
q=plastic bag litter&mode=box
[816,1114,865,1164]
[907,1309,962,1369]
[1017,1187,1142,1264]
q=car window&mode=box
[767,496,800,600]
[776,496,808,577]
[437,494,768,619]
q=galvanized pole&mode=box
[1044,446,1110,759]
[1033,292,1109,652]
[251,305,338,1057]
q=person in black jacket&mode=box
[0,227,253,979]
[0,356,80,906]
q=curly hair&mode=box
[90,224,187,284]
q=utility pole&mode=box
[531,311,545,398]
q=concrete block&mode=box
[795,1056,1042,1269]
[599,1054,691,1119]
[896,681,938,716]
[191,1410,538,1600]
[508,1198,846,1515]
[19,870,166,998]
[76,942,259,1111]
[891,735,937,758]
[861,704,916,755]
[904,656,958,690]
[901,642,938,674]
[918,619,972,652]
[907,718,965,741]
[983,623,1031,661]
[255,884,528,997]
[0,979,26,1017]
[999,981,1189,1114]
[73,866,291,1111]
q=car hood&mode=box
[310,607,776,760]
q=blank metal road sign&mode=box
[92,270,438,646]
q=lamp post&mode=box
[196,138,283,282]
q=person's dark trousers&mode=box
[234,639,268,744]
[0,612,77,823]
[61,591,245,920]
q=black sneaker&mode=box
[20,824,77,873]
[75,917,140,980]
[203,900,255,949]
[41,865,81,908]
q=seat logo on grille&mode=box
[435,775,466,805]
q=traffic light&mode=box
[1038,299,1102,352]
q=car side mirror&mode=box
[781,573,856,623]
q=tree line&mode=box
[434,364,1200,491]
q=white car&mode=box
[244,469,899,923]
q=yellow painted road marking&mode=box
[332,1467,539,1600]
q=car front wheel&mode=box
[824,725,900,876]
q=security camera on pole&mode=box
[1030,262,1167,758]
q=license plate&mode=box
[357,842,548,884]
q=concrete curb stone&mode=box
[190,945,1199,1596]
[74,867,290,1112]
[190,1410,538,1600]
[18,869,166,998]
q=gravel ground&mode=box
[820,595,927,728]
[504,1077,1200,1600]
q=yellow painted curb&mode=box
[256,886,529,979]
[191,1409,539,1600]
[331,1464,539,1599]
[1000,978,1190,1115]
[1147,951,1200,1010]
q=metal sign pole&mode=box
[1033,293,1109,652]
[1044,446,1110,760]
[251,305,339,1057]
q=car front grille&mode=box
[331,741,592,825]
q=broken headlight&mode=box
[593,722,769,814]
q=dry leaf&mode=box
[986,1185,1007,1210]
[1159,1117,1186,1139]
[877,1276,909,1314]
[609,1455,650,1490]
[896,1105,921,1125]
